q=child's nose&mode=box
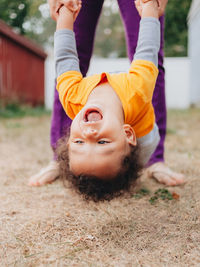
[83,128,98,138]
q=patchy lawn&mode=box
[0,108,200,266]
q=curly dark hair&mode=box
[56,135,142,202]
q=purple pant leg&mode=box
[50,89,71,151]
[149,17,166,165]
[50,0,104,152]
[118,0,166,165]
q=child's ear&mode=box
[123,124,137,146]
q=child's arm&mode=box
[54,1,81,77]
[53,1,85,118]
[134,0,160,67]
[128,0,167,166]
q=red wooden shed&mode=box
[0,20,47,106]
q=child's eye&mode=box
[98,140,109,144]
[74,140,84,144]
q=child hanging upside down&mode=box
[30,0,184,201]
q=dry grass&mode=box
[0,109,200,267]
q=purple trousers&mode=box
[51,0,166,165]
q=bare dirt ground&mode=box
[0,108,200,267]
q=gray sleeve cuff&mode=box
[137,124,160,166]
[134,17,160,67]
[54,29,80,77]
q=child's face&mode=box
[68,104,136,178]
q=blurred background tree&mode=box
[93,1,126,57]
[94,0,193,57]
[0,0,55,47]
[164,0,192,57]
[0,0,193,56]
[0,0,31,34]
[23,1,56,47]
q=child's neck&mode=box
[86,82,125,123]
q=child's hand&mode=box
[57,0,81,21]
[135,0,143,17]
[57,0,81,17]
[65,0,81,13]
[157,0,168,17]
[56,0,81,30]
[72,0,82,21]
[48,0,81,21]
[135,0,168,18]
[135,0,159,18]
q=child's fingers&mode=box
[73,2,82,21]
[61,0,80,12]
[141,0,158,3]
[140,0,159,6]
[157,0,168,16]
[74,0,82,11]
[67,0,77,12]
[56,3,64,15]
[134,0,140,9]
[134,0,142,16]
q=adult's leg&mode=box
[147,16,166,165]
[51,0,104,152]
[118,0,184,185]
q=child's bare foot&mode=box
[28,161,59,186]
[146,162,185,186]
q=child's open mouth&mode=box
[84,108,103,122]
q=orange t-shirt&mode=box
[56,59,158,138]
